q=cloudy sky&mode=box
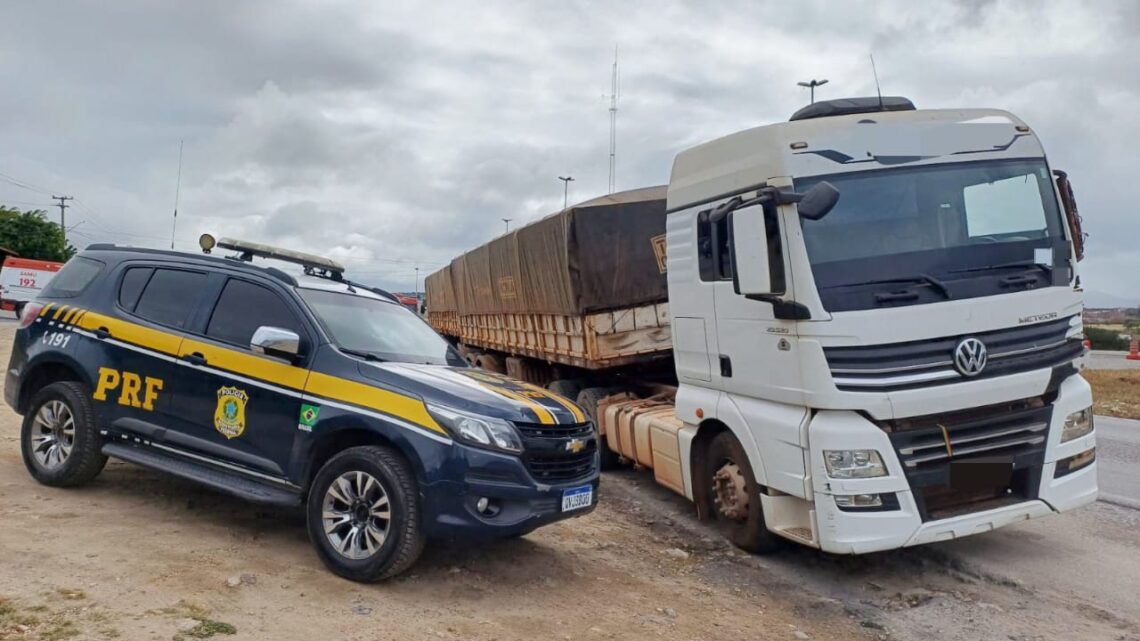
[1,0,1137,304]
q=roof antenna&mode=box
[869,52,884,111]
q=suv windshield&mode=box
[298,288,464,366]
[796,159,1068,312]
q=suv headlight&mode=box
[823,450,887,479]
[1061,407,1094,443]
[427,404,523,453]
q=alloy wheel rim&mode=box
[31,400,75,470]
[322,471,391,560]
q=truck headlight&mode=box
[1061,407,1093,443]
[823,450,887,479]
[427,404,523,453]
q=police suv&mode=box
[5,236,599,581]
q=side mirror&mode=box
[796,181,840,220]
[251,326,302,361]
[728,206,774,296]
[1052,169,1085,261]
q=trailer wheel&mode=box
[577,387,622,470]
[546,379,583,403]
[705,431,782,554]
[474,353,506,373]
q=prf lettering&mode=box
[92,367,164,411]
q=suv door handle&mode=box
[93,327,111,340]
[181,352,208,367]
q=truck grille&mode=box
[824,316,1082,391]
[882,398,1051,521]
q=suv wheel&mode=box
[306,446,425,582]
[21,381,108,487]
[706,431,783,554]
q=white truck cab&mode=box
[665,97,1096,552]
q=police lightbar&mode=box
[199,234,346,276]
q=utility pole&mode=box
[797,78,829,104]
[171,139,183,250]
[414,266,420,307]
[558,176,574,210]
[501,218,512,234]
[51,195,73,245]
[607,46,619,194]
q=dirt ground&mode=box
[1085,369,1140,419]
[0,325,870,641]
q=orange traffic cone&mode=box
[1128,338,1140,361]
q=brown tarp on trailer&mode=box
[427,185,668,316]
[424,264,456,312]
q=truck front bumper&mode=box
[420,443,600,542]
[809,374,1098,554]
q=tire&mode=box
[306,445,425,582]
[705,431,782,554]
[475,353,506,374]
[546,379,583,403]
[21,381,108,487]
[577,387,622,470]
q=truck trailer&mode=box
[425,97,1096,554]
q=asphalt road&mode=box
[1096,415,1140,507]
[1088,349,1140,370]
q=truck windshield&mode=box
[298,288,465,366]
[795,159,1068,312]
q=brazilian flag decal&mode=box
[299,404,320,431]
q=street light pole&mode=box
[502,218,512,234]
[558,176,575,210]
[796,78,829,104]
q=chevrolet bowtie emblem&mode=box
[566,438,586,454]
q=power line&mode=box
[0,172,54,195]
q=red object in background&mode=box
[1128,338,1140,361]
[3,257,64,273]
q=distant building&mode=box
[1084,308,1130,325]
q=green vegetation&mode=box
[0,206,76,262]
[1086,326,1130,351]
[180,619,237,639]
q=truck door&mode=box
[709,200,808,496]
[169,276,313,477]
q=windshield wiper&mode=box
[340,347,387,363]
[842,273,953,301]
[949,259,1053,279]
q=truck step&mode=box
[102,442,302,507]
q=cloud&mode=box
[0,0,1136,298]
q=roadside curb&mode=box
[1099,493,1140,511]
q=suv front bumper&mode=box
[420,443,600,541]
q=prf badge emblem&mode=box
[214,386,249,439]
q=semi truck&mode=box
[424,96,1097,554]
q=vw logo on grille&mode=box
[953,337,988,376]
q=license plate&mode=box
[561,485,593,512]
[950,457,1013,490]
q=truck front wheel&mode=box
[706,431,783,554]
[306,446,425,582]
